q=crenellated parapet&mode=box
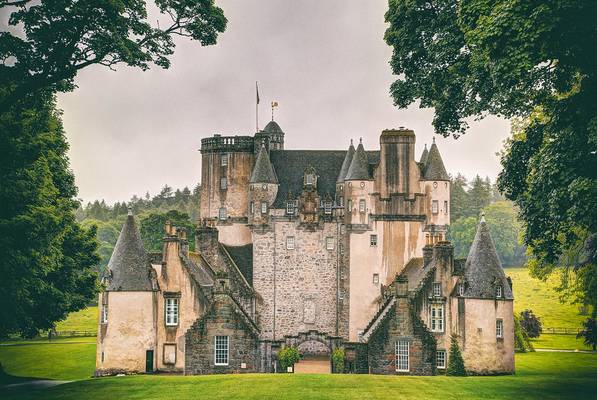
[200,135,254,154]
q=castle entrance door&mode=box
[293,340,331,374]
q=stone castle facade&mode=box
[95,120,514,376]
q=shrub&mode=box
[277,346,300,371]
[332,347,345,373]
[577,318,597,351]
[446,334,466,376]
[520,310,543,338]
[514,314,534,352]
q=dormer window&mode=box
[496,285,503,298]
[306,174,314,186]
[303,166,317,189]
[432,282,442,297]
[286,201,295,215]
[324,201,332,215]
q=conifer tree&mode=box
[446,334,466,376]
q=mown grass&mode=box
[55,306,98,332]
[2,352,596,400]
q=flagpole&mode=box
[255,81,259,132]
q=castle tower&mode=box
[422,137,450,243]
[335,140,355,209]
[248,144,279,226]
[344,138,373,226]
[254,120,285,151]
[199,134,254,246]
[378,128,420,198]
[457,215,514,374]
[96,210,157,376]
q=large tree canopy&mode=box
[385,0,596,314]
[0,0,227,109]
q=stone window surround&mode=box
[430,303,444,333]
[214,335,229,366]
[395,340,410,372]
[326,237,334,250]
[370,234,378,246]
[220,177,227,190]
[100,303,108,324]
[432,200,439,214]
[165,296,180,327]
[221,153,228,166]
[496,319,504,339]
[359,199,366,213]
[286,236,295,250]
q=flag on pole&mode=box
[256,81,260,105]
[271,101,278,107]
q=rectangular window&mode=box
[433,282,442,297]
[436,350,446,369]
[359,199,366,213]
[165,298,179,326]
[249,201,254,214]
[458,283,465,297]
[373,273,379,284]
[395,341,409,372]
[326,237,334,250]
[286,236,295,250]
[261,202,267,214]
[430,304,444,332]
[220,177,227,190]
[306,174,314,186]
[339,196,344,207]
[218,207,227,220]
[496,319,504,339]
[214,335,229,366]
[221,154,228,166]
[286,201,295,215]
[101,304,108,324]
[444,200,448,214]
[324,201,332,215]
[432,200,439,214]
[370,234,378,246]
[347,199,352,212]
[496,285,503,298]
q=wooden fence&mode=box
[542,327,581,335]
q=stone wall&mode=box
[185,294,260,375]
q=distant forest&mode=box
[79,174,525,274]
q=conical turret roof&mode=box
[250,144,278,184]
[419,144,429,165]
[463,215,513,299]
[336,140,355,183]
[423,138,449,180]
[263,120,284,133]
[345,139,371,180]
[106,212,154,291]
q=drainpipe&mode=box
[272,219,277,341]
[335,219,340,336]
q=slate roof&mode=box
[250,144,278,184]
[423,140,449,181]
[345,141,371,180]
[463,217,514,299]
[263,120,284,133]
[106,214,155,291]
[269,150,379,208]
[336,141,355,183]
[419,144,429,165]
[223,244,253,285]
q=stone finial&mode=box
[480,211,486,223]
[127,206,133,216]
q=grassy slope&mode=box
[3,353,596,400]
[505,267,591,350]
[55,307,98,332]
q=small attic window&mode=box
[496,285,503,298]
[286,201,295,215]
[458,283,465,297]
[306,174,313,185]
[324,200,332,215]
[221,154,228,166]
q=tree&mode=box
[0,93,99,338]
[450,173,469,221]
[140,210,195,252]
[519,310,542,339]
[468,175,491,218]
[384,0,596,312]
[514,314,534,353]
[446,334,466,376]
[577,318,597,351]
[0,0,227,110]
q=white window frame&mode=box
[436,350,446,369]
[326,237,334,250]
[496,319,504,339]
[432,200,439,214]
[214,335,229,366]
[221,154,228,166]
[347,199,352,212]
[432,282,442,297]
[496,285,503,298]
[286,201,295,215]
[220,177,227,190]
[339,196,344,207]
[373,273,379,285]
[395,340,409,372]
[249,201,254,214]
[359,199,366,213]
[286,236,295,250]
[260,202,267,214]
[458,283,465,297]
[101,304,108,324]
[370,234,378,247]
[430,304,444,332]
[165,298,179,326]
[218,207,227,220]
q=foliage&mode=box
[140,210,196,252]
[448,201,525,266]
[513,314,534,353]
[0,0,227,110]
[0,93,99,339]
[446,334,466,376]
[519,310,543,339]
[332,347,345,374]
[277,346,300,371]
[449,173,470,221]
[576,318,597,351]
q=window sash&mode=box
[101,304,108,323]
[286,236,295,250]
[433,283,441,297]
[496,286,503,298]
[220,177,227,190]
[496,319,504,338]
[359,199,366,213]
[430,304,444,332]
[326,237,334,250]
[221,154,228,166]
[261,202,267,214]
[370,235,377,246]
[286,202,295,215]
[214,336,229,366]
[436,350,446,369]
[432,200,439,214]
[165,298,179,326]
[395,341,409,372]
[219,207,227,220]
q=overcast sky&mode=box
[55,0,511,204]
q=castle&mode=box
[95,120,514,376]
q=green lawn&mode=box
[2,352,596,400]
[55,306,98,333]
[505,266,592,350]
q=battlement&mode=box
[200,135,254,153]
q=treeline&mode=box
[448,174,526,266]
[78,184,200,273]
